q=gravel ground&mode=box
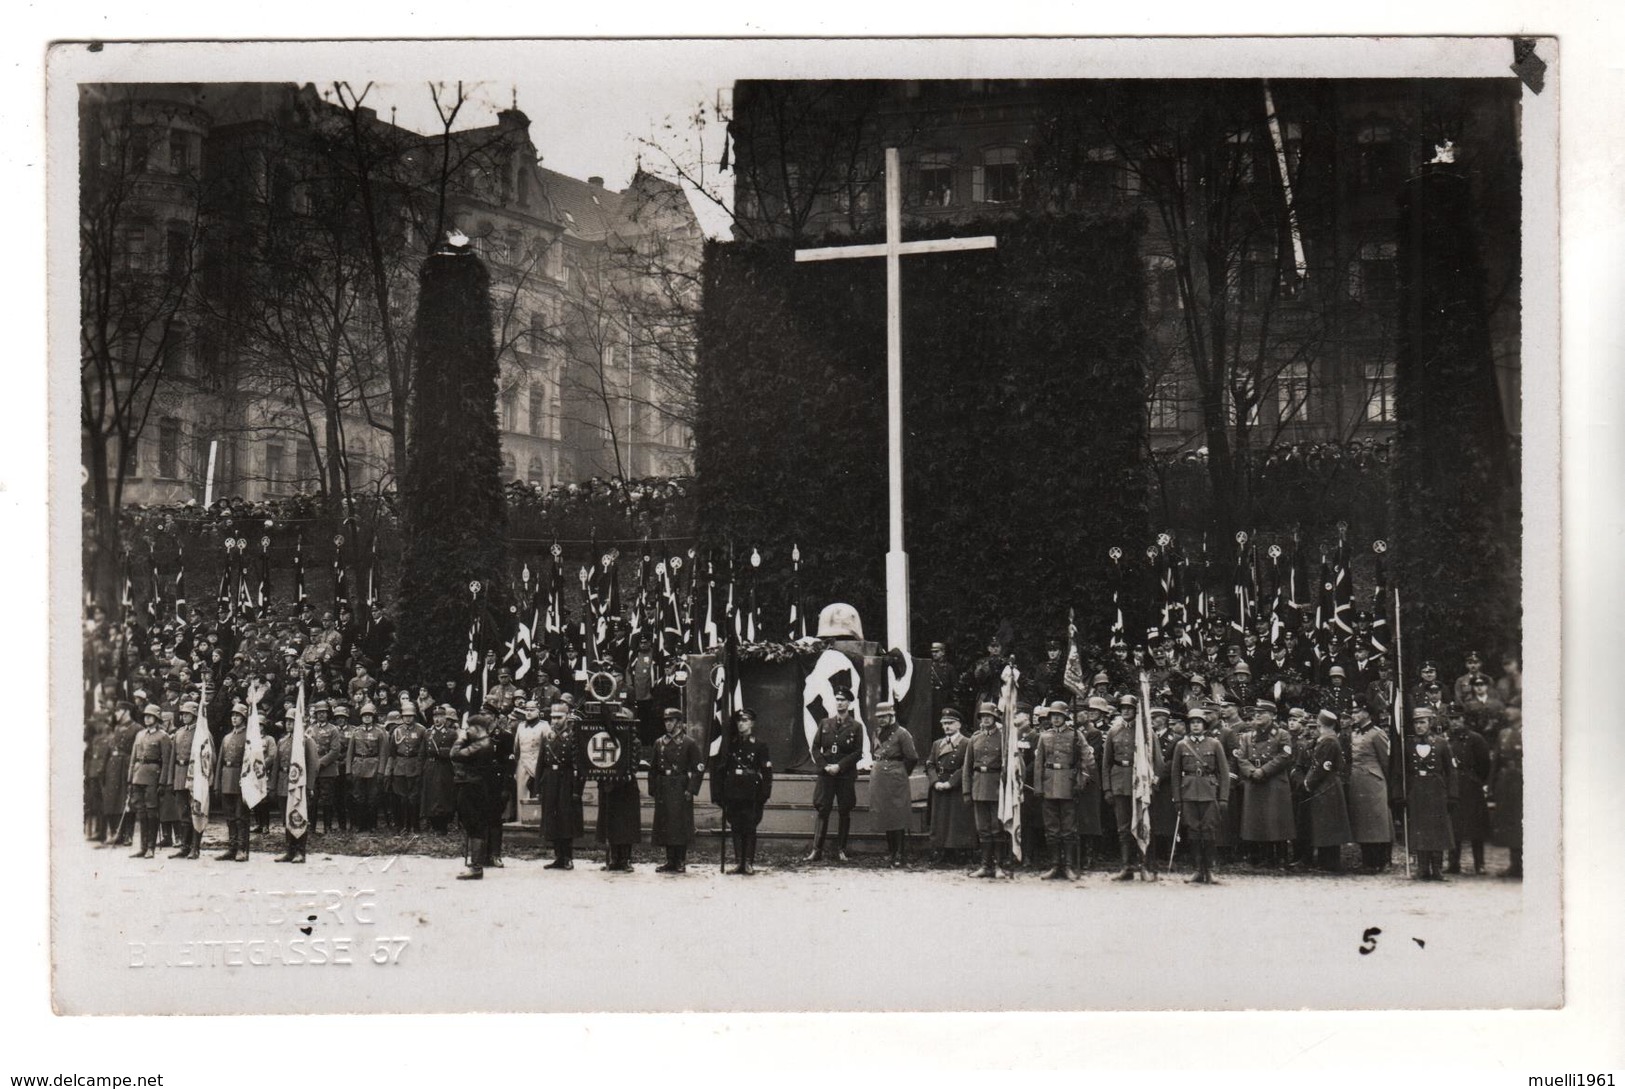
[63,820,1548,1015]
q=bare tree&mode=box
[80,88,205,611]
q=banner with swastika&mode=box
[574,716,638,782]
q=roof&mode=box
[537,167,624,241]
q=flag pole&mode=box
[1394,587,1410,878]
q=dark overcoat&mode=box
[867,722,919,832]
[1236,725,1296,842]
[1489,724,1523,850]
[1447,726,1492,842]
[649,731,706,845]
[926,734,974,848]
[537,721,584,840]
[1401,732,1458,852]
[1304,734,1352,848]
[1346,726,1393,844]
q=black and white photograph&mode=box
[24,21,1621,1074]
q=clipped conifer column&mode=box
[1392,155,1519,669]
[392,235,509,686]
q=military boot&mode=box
[169,824,192,860]
[274,830,299,863]
[216,821,240,862]
[1186,842,1206,884]
[835,812,852,862]
[237,823,251,861]
[804,812,829,862]
[1114,840,1136,881]
[743,828,758,875]
[970,840,997,878]
[486,824,505,868]
[1445,849,1461,874]
[456,835,484,880]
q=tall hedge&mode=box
[392,242,510,685]
[1391,162,1520,671]
[695,214,1149,661]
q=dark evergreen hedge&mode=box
[392,245,510,685]
[1391,163,1520,668]
[694,214,1149,661]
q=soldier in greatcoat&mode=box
[211,703,253,862]
[419,705,459,834]
[450,712,497,880]
[1303,709,1352,871]
[1031,700,1093,880]
[483,708,519,868]
[961,703,1006,878]
[83,714,111,842]
[1075,697,1112,867]
[1445,708,1492,874]
[869,700,920,867]
[1172,707,1230,884]
[1395,705,1459,880]
[102,704,139,845]
[1148,706,1181,872]
[715,708,773,875]
[125,705,174,859]
[1488,709,1523,878]
[1235,698,1295,867]
[805,687,863,862]
[925,707,974,863]
[1345,706,1394,870]
[537,701,583,869]
[649,707,707,873]
[595,707,644,871]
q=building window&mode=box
[529,311,548,353]
[190,437,210,488]
[528,389,545,437]
[1356,241,1397,302]
[1150,378,1183,431]
[162,322,189,374]
[295,444,315,488]
[265,442,286,494]
[912,153,954,208]
[527,454,547,486]
[120,227,148,272]
[1364,361,1396,423]
[976,147,1021,204]
[165,224,190,280]
[501,451,518,481]
[501,388,519,432]
[1145,255,1183,311]
[1277,361,1314,424]
[1356,123,1405,190]
[168,129,191,174]
[157,419,180,479]
[1078,147,1124,205]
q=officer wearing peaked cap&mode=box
[926,707,974,862]
[650,707,706,873]
[869,700,920,868]
[1396,705,1459,880]
[1235,698,1295,867]
[806,686,862,863]
[715,708,773,875]
[1304,709,1353,871]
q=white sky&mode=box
[353,77,737,238]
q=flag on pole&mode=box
[172,545,187,624]
[118,551,134,623]
[1108,547,1126,649]
[788,543,807,641]
[147,553,161,628]
[700,551,721,650]
[293,533,307,607]
[1231,533,1252,634]
[1063,608,1088,697]
[742,547,762,643]
[463,581,486,707]
[1332,528,1355,636]
[217,544,234,620]
[708,634,741,795]
[333,532,349,612]
[1314,553,1335,675]
[285,680,310,840]
[997,660,1024,862]
[1131,670,1158,859]
[240,687,269,809]
[189,680,214,834]
[544,542,566,668]
[236,543,256,619]
[658,554,684,657]
[365,535,380,611]
[1370,542,1392,656]
[256,536,271,616]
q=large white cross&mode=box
[795,148,996,659]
